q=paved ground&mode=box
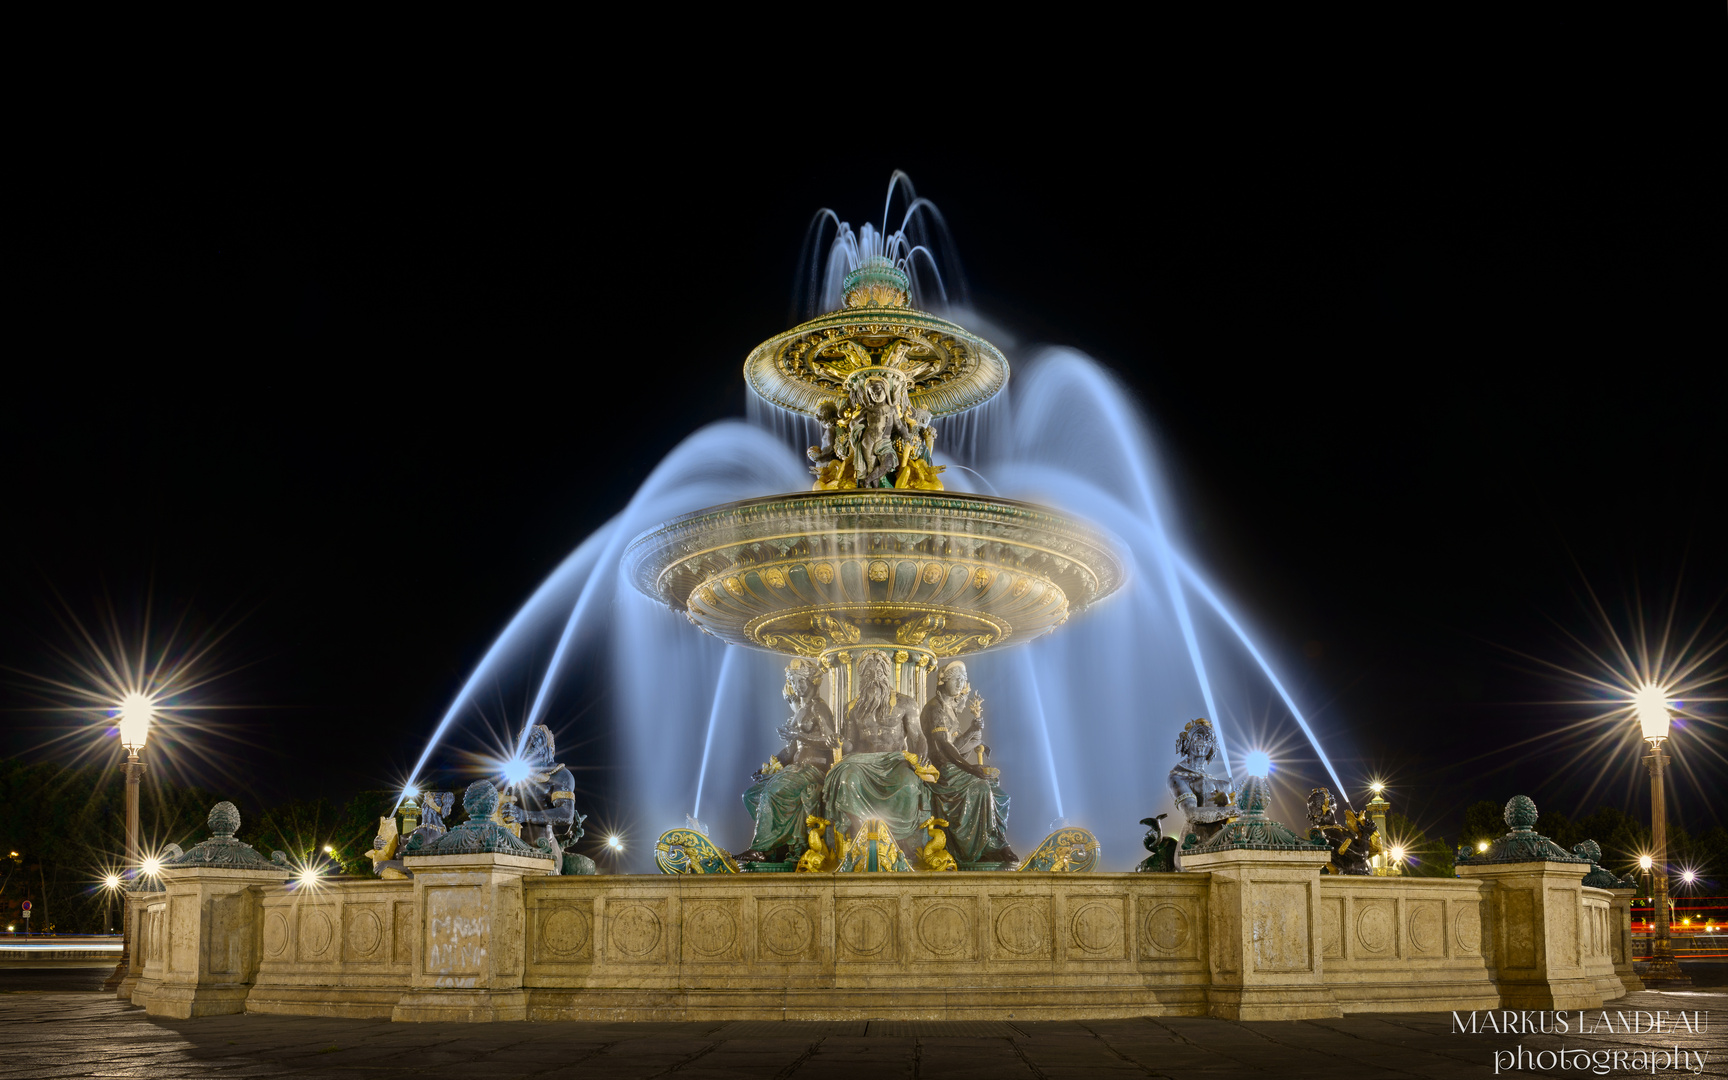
[0,975,1722,1078]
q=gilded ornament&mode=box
[868,561,890,582]
[917,817,959,872]
[895,612,946,645]
[723,576,744,598]
[921,563,944,584]
[813,612,860,644]
[1011,576,1031,598]
[760,632,828,657]
[813,563,835,585]
[894,650,909,664]
[928,632,994,657]
[972,567,994,590]
[763,567,786,588]
[698,585,718,606]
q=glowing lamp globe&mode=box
[1682,870,1696,884]
[1639,854,1654,871]
[103,874,120,889]
[1477,841,1489,853]
[1243,750,1272,777]
[118,692,155,750]
[501,758,531,786]
[1634,684,1671,742]
[140,856,162,876]
[1390,846,1406,863]
[607,835,624,851]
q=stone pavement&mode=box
[0,980,1722,1079]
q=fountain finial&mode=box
[842,256,910,309]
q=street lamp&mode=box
[101,874,122,934]
[1634,685,1691,987]
[107,691,154,991]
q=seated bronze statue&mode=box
[739,659,837,863]
[919,661,1015,867]
[821,650,934,854]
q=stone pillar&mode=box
[1455,859,1603,1009]
[1608,887,1645,993]
[1455,796,1602,1010]
[1181,845,1340,1019]
[393,851,553,1022]
[134,864,284,1017]
[112,889,154,1001]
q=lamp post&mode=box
[104,692,154,991]
[1635,686,1691,987]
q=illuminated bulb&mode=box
[403,784,419,798]
[1682,870,1696,884]
[323,845,335,855]
[140,856,162,876]
[1390,846,1406,863]
[1477,841,1489,852]
[1639,854,1654,871]
[1370,781,1385,795]
[104,874,121,889]
[502,758,531,785]
[298,867,320,886]
[1243,750,1272,777]
[607,835,623,851]
[118,692,155,750]
[1634,684,1671,742]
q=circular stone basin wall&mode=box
[624,491,1126,660]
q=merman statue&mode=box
[499,723,596,875]
[846,372,923,488]
[919,661,1015,867]
[821,650,934,853]
[1167,718,1236,847]
[738,659,837,863]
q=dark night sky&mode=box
[5,43,1723,850]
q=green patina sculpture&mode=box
[821,651,933,853]
[1136,813,1178,872]
[1186,775,1327,856]
[1456,796,1589,867]
[413,781,547,859]
[738,659,836,863]
[920,661,1017,868]
[166,802,276,869]
[1573,839,1638,889]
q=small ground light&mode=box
[1477,841,1489,852]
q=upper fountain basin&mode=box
[624,490,1127,661]
[744,304,1009,419]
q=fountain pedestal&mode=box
[1180,845,1343,1020]
[392,851,554,1023]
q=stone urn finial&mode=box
[208,801,241,839]
[1503,795,1538,832]
[463,780,499,822]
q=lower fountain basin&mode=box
[623,491,1127,660]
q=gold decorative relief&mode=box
[762,568,786,588]
[723,577,744,597]
[928,632,994,657]
[868,561,890,582]
[813,563,835,585]
[813,613,860,644]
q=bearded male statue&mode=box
[847,373,923,488]
[920,662,1016,867]
[820,650,933,850]
[500,723,596,875]
[739,659,837,863]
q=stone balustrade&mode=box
[126,846,1635,1022]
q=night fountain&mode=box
[628,258,1124,875]
[116,181,1644,1024]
